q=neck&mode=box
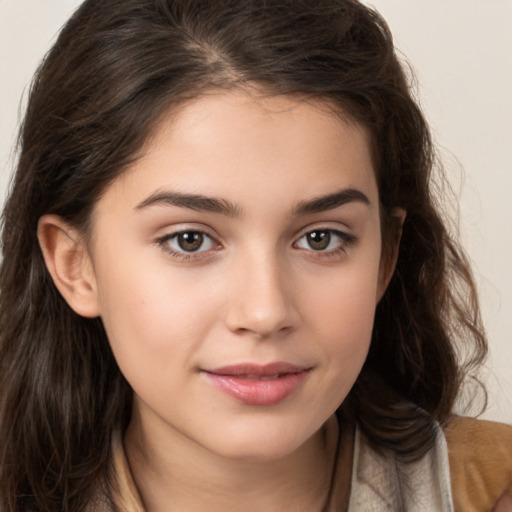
[124,413,343,512]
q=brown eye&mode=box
[295,228,355,253]
[159,230,217,255]
[177,231,204,252]
[306,230,331,250]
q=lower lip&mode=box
[204,370,309,406]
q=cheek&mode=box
[94,260,220,376]
[318,287,375,372]
[305,258,380,336]
[302,260,380,385]
[318,303,374,411]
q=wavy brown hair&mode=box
[0,0,487,510]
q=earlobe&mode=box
[377,207,406,302]
[37,214,100,318]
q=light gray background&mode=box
[1,1,511,422]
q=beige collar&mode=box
[347,425,453,511]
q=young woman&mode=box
[1,0,511,511]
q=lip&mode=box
[202,362,311,406]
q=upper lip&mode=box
[204,362,309,377]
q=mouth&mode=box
[202,363,311,406]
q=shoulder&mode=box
[444,416,512,512]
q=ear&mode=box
[376,207,406,302]
[37,214,100,318]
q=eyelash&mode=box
[294,229,356,260]
[155,230,221,262]
[156,227,356,262]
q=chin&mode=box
[215,443,301,463]
[205,423,320,463]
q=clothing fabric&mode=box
[95,416,512,512]
[346,424,453,511]
[445,417,512,512]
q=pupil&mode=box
[178,232,203,252]
[307,230,330,250]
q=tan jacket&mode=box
[445,417,512,512]
[96,416,512,512]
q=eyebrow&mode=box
[134,187,370,216]
[135,191,241,217]
[293,188,370,215]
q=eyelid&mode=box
[154,223,221,243]
[153,223,356,263]
[293,226,357,254]
[294,222,355,242]
[155,225,223,260]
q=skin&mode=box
[39,90,401,511]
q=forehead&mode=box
[96,90,378,216]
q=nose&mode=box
[224,250,300,339]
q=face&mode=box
[85,91,388,461]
